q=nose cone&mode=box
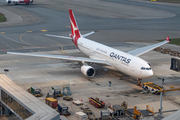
[143,70,153,79]
[149,70,154,77]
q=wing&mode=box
[7,52,110,65]
[128,36,170,56]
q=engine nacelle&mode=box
[6,0,11,3]
[81,65,95,77]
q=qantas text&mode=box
[109,52,131,64]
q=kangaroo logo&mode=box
[70,19,78,37]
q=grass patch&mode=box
[158,38,180,46]
[155,0,180,4]
[0,13,6,22]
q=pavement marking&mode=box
[1,32,5,34]
[1,41,4,44]
[10,47,14,50]
[5,44,9,47]
[21,29,65,53]
[0,34,24,44]
[45,37,66,53]
[20,32,33,46]
[66,26,71,28]
[45,77,49,81]
[89,88,99,94]
[41,29,47,32]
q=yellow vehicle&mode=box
[142,82,163,94]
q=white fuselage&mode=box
[77,37,153,79]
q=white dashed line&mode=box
[5,44,9,47]
[0,34,25,45]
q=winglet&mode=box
[166,36,170,41]
[2,48,7,54]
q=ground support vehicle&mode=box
[80,105,89,110]
[63,96,73,101]
[28,86,43,97]
[73,100,84,106]
[75,112,87,120]
[45,98,58,108]
[58,103,71,116]
[52,86,63,97]
[83,109,93,115]
[46,90,56,99]
[89,97,105,108]
[142,82,163,94]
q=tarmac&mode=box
[0,43,180,119]
[0,0,180,119]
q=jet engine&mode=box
[7,0,11,3]
[81,65,95,77]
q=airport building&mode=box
[0,74,60,120]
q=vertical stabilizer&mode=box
[69,9,81,47]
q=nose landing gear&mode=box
[137,78,142,86]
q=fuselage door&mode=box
[131,62,137,72]
[91,47,96,56]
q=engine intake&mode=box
[81,65,95,77]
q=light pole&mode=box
[157,78,164,119]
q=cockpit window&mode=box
[141,67,151,70]
[148,63,151,66]
[141,67,145,70]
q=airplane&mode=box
[6,0,33,5]
[5,9,170,82]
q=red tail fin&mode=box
[166,36,170,41]
[69,9,81,47]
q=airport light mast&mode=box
[140,78,180,119]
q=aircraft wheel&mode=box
[26,3,29,5]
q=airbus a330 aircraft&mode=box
[6,9,170,81]
[6,0,33,5]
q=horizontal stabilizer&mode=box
[82,31,94,38]
[45,34,72,39]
